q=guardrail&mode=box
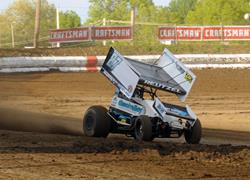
[1,54,250,73]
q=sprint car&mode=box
[83,47,202,144]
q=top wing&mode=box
[101,47,196,102]
[125,58,186,96]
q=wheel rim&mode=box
[135,120,143,139]
[85,115,94,131]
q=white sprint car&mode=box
[83,47,202,144]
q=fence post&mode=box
[33,0,41,48]
[221,23,224,42]
[175,24,178,44]
[11,23,15,48]
[56,8,60,48]
[131,7,135,41]
[201,26,204,41]
[103,18,106,46]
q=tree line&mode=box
[0,0,81,47]
[87,0,250,25]
[0,0,250,48]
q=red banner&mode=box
[49,26,132,42]
[91,26,132,40]
[159,26,250,41]
[49,27,90,42]
[203,26,250,40]
[159,26,202,41]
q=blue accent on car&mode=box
[118,99,143,114]
[171,108,188,117]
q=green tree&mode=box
[186,0,250,25]
[169,0,197,24]
[86,0,170,45]
[0,0,56,47]
[86,0,130,24]
[154,6,171,23]
[60,10,81,28]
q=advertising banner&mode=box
[159,26,202,41]
[203,26,250,40]
[159,26,250,41]
[49,27,90,42]
[91,26,132,40]
[50,26,132,42]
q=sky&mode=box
[0,0,171,23]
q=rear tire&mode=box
[134,115,153,141]
[184,119,202,144]
[83,106,111,137]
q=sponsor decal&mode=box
[184,72,193,83]
[175,63,185,74]
[170,121,183,129]
[143,80,181,94]
[107,54,122,70]
[163,52,184,74]
[111,96,118,106]
[118,99,144,114]
[156,103,165,116]
[166,107,188,117]
[127,85,133,93]
[153,98,167,118]
[111,96,144,115]
[120,119,127,123]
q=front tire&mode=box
[184,119,202,144]
[83,106,111,137]
[134,115,153,141]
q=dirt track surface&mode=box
[0,69,250,179]
[0,130,249,180]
